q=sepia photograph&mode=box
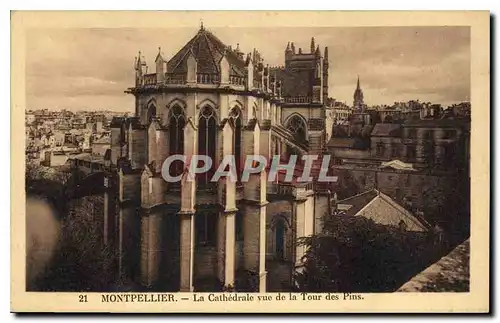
[11,10,489,313]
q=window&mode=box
[407,129,417,139]
[287,115,307,144]
[147,104,157,122]
[443,143,457,168]
[195,211,217,247]
[376,142,385,156]
[391,144,399,157]
[407,145,416,159]
[120,123,127,144]
[275,217,286,261]
[235,211,244,242]
[229,108,242,183]
[274,138,280,155]
[443,129,456,139]
[198,106,217,189]
[423,141,435,166]
[168,105,186,181]
[424,130,434,141]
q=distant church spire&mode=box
[353,75,364,112]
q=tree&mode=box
[26,161,118,292]
[294,213,442,292]
[30,196,118,292]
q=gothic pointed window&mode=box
[147,104,157,123]
[287,115,307,144]
[275,217,286,260]
[229,107,242,183]
[168,105,186,181]
[198,106,217,189]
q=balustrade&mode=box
[139,73,248,87]
[253,80,262,89]
[143,73,157,85]
[196,73,219,84]
[229,76,245,86]
[165,74,186,84]
[283,96,312,103]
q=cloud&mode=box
[25,26,470,111]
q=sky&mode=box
[26,26,470,112]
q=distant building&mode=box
[353,76,365,112]
[91,135,111,157]
[25,113,35,125]
[327,106,470,228]
[332,102,353,124]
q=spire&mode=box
[291,42,296,54]
[135,51,142,70]
[200,20,204,31]
[155,46,164,62]
[315,45,321,57]
[353,75,364,111]
[286,42,290,51]
[310,37,316,53]
[324,46,329,60]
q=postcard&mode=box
[11,10,490,313]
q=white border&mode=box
[3,1,497,322]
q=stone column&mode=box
[102,175,115,247]
[179,116,197,292]
[242,171,268,292]
[217,120,236,289]
[179,211,194,291]
[140,210,164,288]
[117,204,140,283]
[292,186,315,287]
[224,209,236,288]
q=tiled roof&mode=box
[327,137,357,149]
[403,118,471,128]
[167,27,247,76]
[336,190,430,232]
[93,136,111,144]
[336,190,378,217]
[371,123,402,137]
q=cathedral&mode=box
[105,25,334,292]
